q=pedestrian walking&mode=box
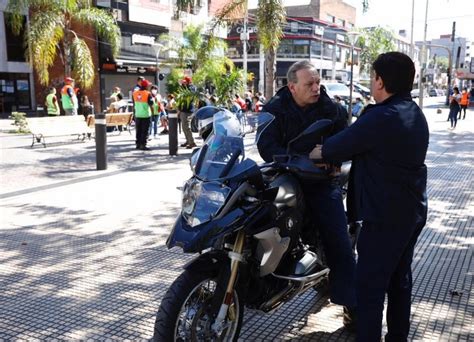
[459,87,469,120]
[133,79,154,150]
[45,87,60,116]
[310,51,429,342]
[449,86,461,129]
[61,77,78,115]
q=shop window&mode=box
[4,15,27,62]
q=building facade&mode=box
[227,0,360,91]
[0,0,34,116]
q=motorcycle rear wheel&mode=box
[153,268,243,342]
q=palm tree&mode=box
[180,0,371,98]
[6,0,121,89]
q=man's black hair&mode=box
[372,52,415,94]
[137,76,145,81]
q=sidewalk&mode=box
[0,98,472,340]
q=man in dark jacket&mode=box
[257,60,357,323]
[310,52,429,341]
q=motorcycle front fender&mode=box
[183,249,229,273]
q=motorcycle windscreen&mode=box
[194,111,275,181]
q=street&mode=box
[0,96,472,340]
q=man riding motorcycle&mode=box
[257,60,357,326]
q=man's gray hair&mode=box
[287,61,318,83]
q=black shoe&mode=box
[135,145,140,149]
[140,146,151,151]
[180,142,188,147]
[186,143,197,149]
[343,306,357,332]
[159,129,169,135]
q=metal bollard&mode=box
[168,112,178,155]
[95,112,107,170]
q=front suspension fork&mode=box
[212,230,245,332]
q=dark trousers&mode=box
[356,221,424,342]
[135,117,150,147]
[304,182,357,307]
[449,107,459,128]
[460,105,467,119]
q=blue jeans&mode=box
[149,115,159,136]
[304,181,357,307]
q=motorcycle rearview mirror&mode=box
[286,119,333,154]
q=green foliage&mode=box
[10,112,29,133]
[357,26,395,74]
[6,0,121,89]
[175,86,200,111]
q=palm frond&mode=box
[256,0,286,49]
[74,7,121,57]
[28,12,64,85]
[70,37,95,89]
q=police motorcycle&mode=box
[153,107,352,341]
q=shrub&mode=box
[10,112,30,133]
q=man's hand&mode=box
[309,144,323,160]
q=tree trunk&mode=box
[264,46,276,100]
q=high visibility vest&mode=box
[460,92,469,105]
[46,93,59,115]
[61,84,76,109]
[133,90,152,118]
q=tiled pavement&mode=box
[0,98,472,340]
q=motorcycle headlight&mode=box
[181,179,231,227]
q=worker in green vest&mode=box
[132,79,154,150]
[61,77,78,115]
[45,87,60,116]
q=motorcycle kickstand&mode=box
[212,230,245,333]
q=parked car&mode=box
[322,82,362,104]
[347,82,371,98]
[410,88,429,98]
[429,88,445,97]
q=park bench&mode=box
[87,112,134,134]
[26,115,93,148]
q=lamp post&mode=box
[152,43,164,91]
[317,26,325,77]
[347,31,359,125]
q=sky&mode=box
[349,0,474,41]
[248,0,474,42]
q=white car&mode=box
[410,89,429,98]
[322,82,362,104]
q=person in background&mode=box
[80,95,93,119]
[459,87,469,120]
[234,94,246,111]
[107,96,121,113]
[448,86,461,129]
[163,94,175,135]
[45,87,60,116]
[159,97,169,135]
[110,86,122,101]
[61,77,78,115]
[334,95,348,111]
[257,91,266,104]
[251,95,263,112]
[149,85,163,138]
[133,79,154,150]
[351,97,364,117]
[178,76,197,149]
[310,51,429,342]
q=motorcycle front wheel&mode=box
[153,268,243,341]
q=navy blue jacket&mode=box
[322,93,429,225]
[257,86,348,162]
